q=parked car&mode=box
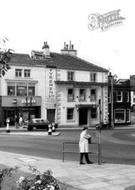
[27,118,49,131]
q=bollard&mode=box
[6,118,10,133]
[52,122,56,132]
[48,124,52,135]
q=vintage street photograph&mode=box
[0,0,135,189]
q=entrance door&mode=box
[79,108,88,125]
[47,109,55,123]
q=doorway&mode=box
[47,109,55,123]
[79,108,88,125]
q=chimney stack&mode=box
[42,41,50,57]
[61,41,77,56]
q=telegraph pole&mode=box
[97,99,102,165]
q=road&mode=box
[0,129,135,165]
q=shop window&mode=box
[90,72,97,82]
[24,69,31,78]
[67,108,74,120]
[79,89,86,101]
[91,108,97,119]
[114,109,125,123]
[15,69,22,77]
[67,88,74,101]
[126,109,130,122]
[67,71,74,81]
[116,91,123,102]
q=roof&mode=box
[9,52,108,72]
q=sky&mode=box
[0,0,134,79]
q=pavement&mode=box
[0,125,135,190]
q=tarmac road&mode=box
[0,128,135,165]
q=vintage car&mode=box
[27,118,49,131]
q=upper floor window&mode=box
[79,89,86,101]
[7,82,15,96]
[116,91,123,102]
[17,83,27,96]
[28,84,35,96]
[15,69,22,77]
[90,72,97,82]
[67,88,74,101]
[7,82,35,96]
[67,71,74,81]
[67,108,74,120]
[24,69,31,78]
[90,89,96,101]
[125,92,129,102]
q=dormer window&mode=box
[67,71,74,81]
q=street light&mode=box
[109,72,117,129]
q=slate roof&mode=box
[9,52,108,72]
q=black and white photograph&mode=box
[0,0,135,189]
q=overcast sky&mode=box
[0,0,134,79]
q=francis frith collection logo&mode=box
[88,9,125,31]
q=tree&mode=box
[0,38,12,77]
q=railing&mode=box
[62,141,101,164]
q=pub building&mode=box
[0,42,109,128]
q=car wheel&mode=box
[27,126,33,131]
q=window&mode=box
[68,88,74,101]
[90,72,97,82]
[67,108,74,120]
[28,85,35,96]
[24,69,31,77]
[79,89,86,101]
[114,109,125,123]
[7,82,36,96]
[91,108,97,119]
[67,71,74,81]
[116,91,123,102]
[15,69,22,77]
[125,92,129,102]
[7,83,15,96]
[90,89,96,101]
[17,83,27,96]
[126,109,130,122]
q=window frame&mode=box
[116,91,123,102]
[24,69,31,78]
[67,88,74,102]
[15,69,22,78]
[67,108,74,121]
[67,71,74,81]
[114,109,125,123]
[91,107,97,119]
[79,89,86,101]
[90,72,97,82]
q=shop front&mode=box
[0,96,41,126]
